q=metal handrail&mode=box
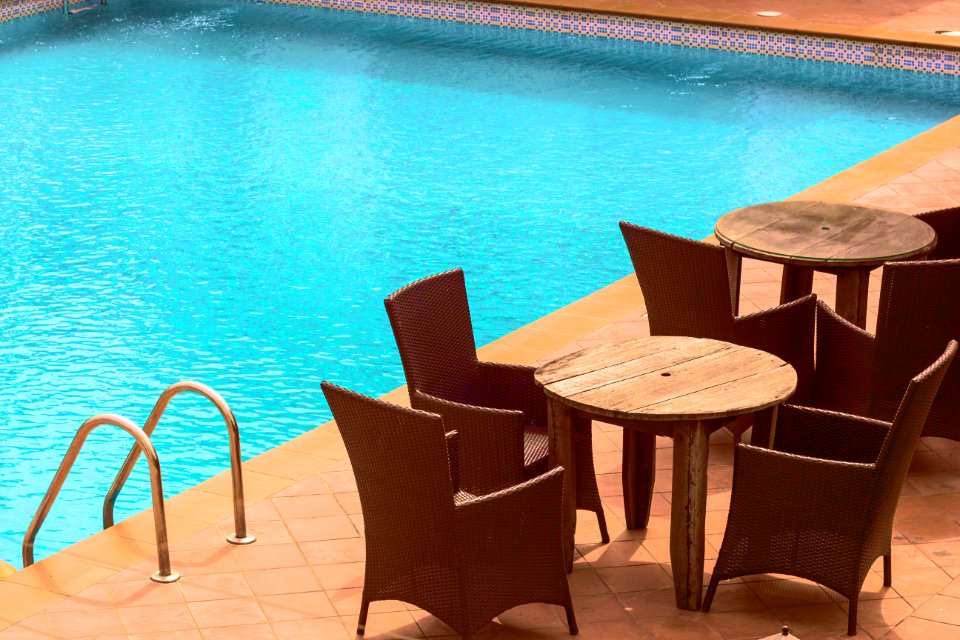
[102,381,255,545]
[23,414,180,583]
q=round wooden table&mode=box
[535,336,796,611]
[715,201,936,328]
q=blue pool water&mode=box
[1,0,959,565]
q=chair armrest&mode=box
[775,404,891,464]
[733,294,816,404]
[456,467,565,561]
[727,444,875,539]
[812,300,875,415]
[412,391,526,495]
[475,361,549,425]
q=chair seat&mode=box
[454,490,477,506]
[524,429,550,476]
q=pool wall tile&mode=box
[3,0,960,76]
[261,0,960,76]
[0,0,86,21]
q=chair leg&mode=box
[596,507,610,544]
[847,598,858,636]
[883,554,892,587]
[701,574,721,612]
[563,593,579,636]
[357,597,370,636]
[575,424,610,545]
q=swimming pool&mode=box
[1,0,959,565]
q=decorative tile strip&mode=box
[1,0,86,22]
[261,0,960,75]
[1,0,958,76]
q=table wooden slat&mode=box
[546,341,794,421]
[641,367,796,418]
[535,335,693,385]
[715,200,935,267]
[539,338,734,399]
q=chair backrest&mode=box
[869,260,960,442]
[916,207,960,260]
[619,221,736,341]
[867,341,956,554]
[321,382,457,575]
[384,269,480,402]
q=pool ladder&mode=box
[22,381,256,583]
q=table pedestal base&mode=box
[835,268,871,329]
[779,264,874,329]
[548,399,727,610]
[780,265,814,306]
[670,420,711,611]
[622,430,656,529]
[547,399,581,572]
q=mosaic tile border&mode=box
[270,0,960,74]
[1,0,87,22]
[2,0,959,76]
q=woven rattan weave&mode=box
[385,269,608,541]
[916,206,960,260]
[813,260,960,443]
[322,382,578,638]
[703,341,957,636]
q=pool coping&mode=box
[1,106,959,629]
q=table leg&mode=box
[835,267,872,329]
[724,248,742,315]
[622,429,656,529]
[670,420,710,611]
[748,405,778,449]
[547,399,578,572]
[780,264,814,304]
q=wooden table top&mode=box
[534,336,797,422]
[714,200,936,268]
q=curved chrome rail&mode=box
[102,381,255,545]
[23,414,180,583]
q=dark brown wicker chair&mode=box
[619,221,817,443]
[321,382,578,639]
[916,206,960,260]
[385,269,609,542]
[813,259,960,443]
[703,340,956,636]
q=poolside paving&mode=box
[516,0,960,49]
